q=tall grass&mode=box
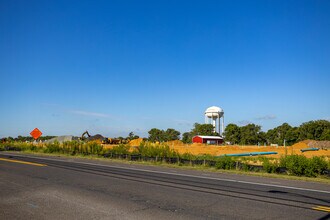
[135,142,179,158]
[0,141,104,156]
[215,156,235,170]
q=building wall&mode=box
[204,139,223,145]
[192,136,203,143]
[192,136,224,145]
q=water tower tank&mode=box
[204,106,225,136]
[205,106,224,119]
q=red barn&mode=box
[192,135,223,145]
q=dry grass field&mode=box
[167,141,329,158]
[105,139,330,158]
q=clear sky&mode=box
[1,0,329,138]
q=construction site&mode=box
[105,138,330,159]
[22,131,330,159]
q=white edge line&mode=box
[1,153,330,194]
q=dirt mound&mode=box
[291,141,309,149]
[306,140,330,149]
[291,140,330,150]
[128,138,144,146]
[87,134,104,141]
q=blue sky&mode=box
[1,0,329,138]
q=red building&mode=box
[192,135,224,145]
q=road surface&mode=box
[0,152,329,219]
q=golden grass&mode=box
[103,140,330,159]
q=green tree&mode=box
[240,124,262,145]
[223,124,240,144]
[128,132,139,140]
[320,129,330,140]
[182,132,192,143]
[258,131,267,145]
[191,123,219,136]
[148,128,164,142]
[164,128,180,141]
[285,127,299,145]
[148,128,180,142]
[298,120,330,141]
[266,123,298,146]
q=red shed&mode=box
[192,135,223,145]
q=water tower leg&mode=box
[218,117,221,135]
[222,116,225,137]
[213,119,216,133]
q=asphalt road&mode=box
[0,152,329,220]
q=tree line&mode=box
[224,120,330,146]
[1,135,56,143]
[2,120,329,146]
[146,120,330,145]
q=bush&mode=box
[280,155,307,176]
[43,141,104,155]
[215,156,235,170]
[0,142,41,152]
[279,155,328,177]
[180,153,196,161]
[110,144,130,155]
[262,158,279,173]
[137,142,179,158]
[305,156,328,177]
[86,142,103,155]
[196,154,216,161]
[43,141,61,153]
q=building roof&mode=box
[193,135,223,139]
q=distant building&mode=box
[192,135,224,145]
[44,135,78,144]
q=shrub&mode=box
[196,154,216,161]
[2,142,42,152]
[69,141,82,155]
[305,156,328,177]
[262,158,279,173]
[43,141,61,153]
[241,163,250,171]
[280,155,329,177]
[86,142,103,155]
[110,144,130,155]
[180,153,196,161]
[280,155,308,176]
[215,156,235,170]
[137,142,179,158]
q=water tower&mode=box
[205,106,224,136]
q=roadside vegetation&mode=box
[1,141,329,179]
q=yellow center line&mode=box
[312,206,330,213]
[0,158,47,167]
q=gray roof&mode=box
[44,135,78,144]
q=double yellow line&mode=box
[0,158,47,167]
[313,206,330,213]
